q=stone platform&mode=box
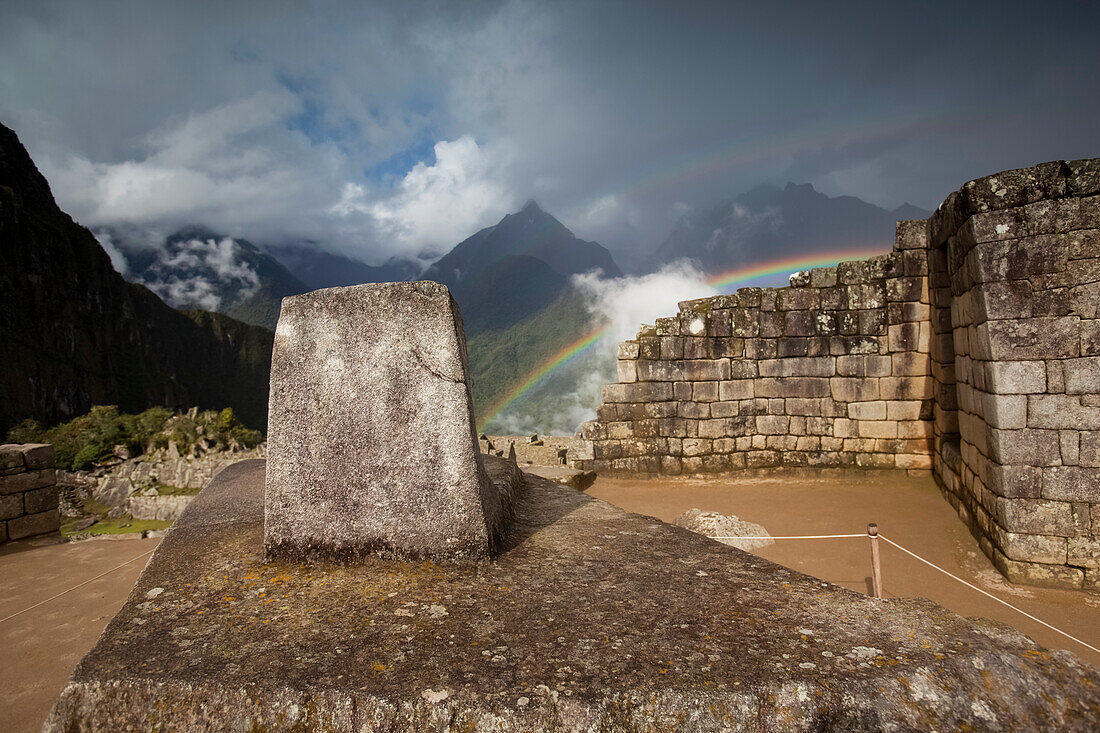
[47,459,1100,730]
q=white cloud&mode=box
[351,136,516,252]
[130,236,260,312]
[92,231,129,276]
[492,262,718,433]
[572,260,717,342]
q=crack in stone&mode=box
[412,347,464,384]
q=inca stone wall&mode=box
[579,221,935,475]
[579,158,1100,589]
[0,443,59,543]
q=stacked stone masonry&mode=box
[0,443,59,543]
[579,158,1100,590]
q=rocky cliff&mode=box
[0,123,273,434]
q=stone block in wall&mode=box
[20,444,54,470]
[1068,538,1100,569]
[896,219,929,250]
[961,161,1068,215]
[659,337,683,361]
[810,267,838,287]
[1068,158,1100,196]
[0,469,55,495]
[8,509,60,540]
[729,308,760,337]
[714,338,746,359]
[1070,282,1100,320]
[979,317,1081,361]
[847,401,886,420]
[677,402,710,419]
[988,428,1061,468]
[858,420,897,439]
[995,498,1075,537]
[896,454,933,469]
[1043,466,1100,502]
[682,360,730,381]
[891,352,930,376]
[0,445,24,474]
[1080,432,1100,466]
[980,393,1027,430]
[617,341,639,360]
[879,377,932,401]
[0,494,22,520]
[1082,322,1100,358]
[718,379,754,400]
[994,549,1084,589]
[992,526,1069,565]
[1064,356,1100,394]
[830,377,880,402]
[636,360,682,382]
[818,287,845,311]
[784,311,814,337]
[887,323,922,353]
[884,277,924,304]
[838,260,871,285]
[681,338,708,360]
[902,250,929,277]
[986,360,1048,394]
[617,360,636,383]
[23,486,59,514]
[709,401,739,418]
[778,288,818,310]
[638,337,660,360]
[857,309,887,336]
[1027,394,1100,431]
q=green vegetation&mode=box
[6,405,262,470]
[468,289,602,432]
[153,484,204,496]
[61,516,171,537]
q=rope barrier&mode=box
[708,530,1099,657]
[712,534,864,540]
[876,535,1100,656]
[0,547,156,625]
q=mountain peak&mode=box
[520,199,543,214]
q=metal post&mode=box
[868,523,883,598]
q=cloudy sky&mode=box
[1,0,1097,263]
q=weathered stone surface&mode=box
[7,508,59,539]
[46,461,1100,731]
[22,484,58,514]
[21,442,54,469]
[0,468,55,495]
[0,444,25,472]
[265,282,513,563]
[0,493,22,520]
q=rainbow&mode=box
[477,246,891,429]
[477,324,610,430]
[707,246,888,288]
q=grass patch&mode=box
[151,484,202,496]
[61,517,171,537]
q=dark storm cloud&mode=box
[0,0,1096,261]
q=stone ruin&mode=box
[578,158,1100,590]
[45,278,1100,730]
[0,443,58,544]
[264,281,519,563]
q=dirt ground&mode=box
[0,535,161,733]
[588,472,1100,669]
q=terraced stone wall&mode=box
[579,158,1100,589]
